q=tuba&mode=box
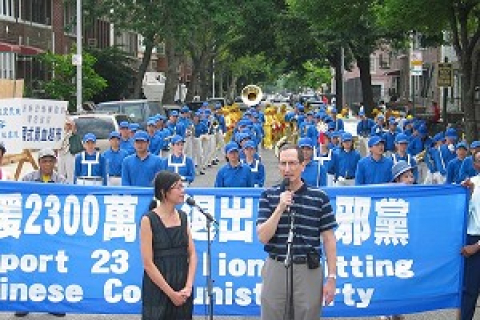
[241,85,263,107]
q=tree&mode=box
[381,0,480,141]
[39,50,107,113]
[86,46,135,102]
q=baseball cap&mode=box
[298,137,314,148]
[456,141,468,150]
[109,131,121,139]
[129,123,139,131]
[119,121,129,129]
[225,142,239,154]
[202,101,209,107]
[470,141,480,149]
[433,132,445,143]
[170,110,179,117]
[147,119,156,126]
[359,111,365,116]
[38,148,56,160]
[395,133,409,144]
[243,140,256,149]
[368,136,384,148]
[331,108,337,114]
[342,133,353,141]
[171,135,185,144]
[133,130,149,142]
[445,128,457,139]
[215,103,222,110]
[418,125,428,136]
[181,106,190,113]
[83,133,96,143]
[391,161,414,182]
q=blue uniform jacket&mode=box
[332,118,344,131]
[329,148,361,180]
[458,156,479,182]
[120,137,135,155]
[302,159,326,187]
[357,119,375,137]
[214,162,254,187]
[446,157,464,184]
[355,156,393,185]
[383,131,398,152]
[160,154,195,183]
[148,134,164,155]
[74,151,108,185]
[242,159,265,187]
[102,148,128,177]
[121,153,163,187]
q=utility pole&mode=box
[75,0,83,113]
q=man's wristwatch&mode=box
[327,274,336,280]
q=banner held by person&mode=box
[0,182,467,317]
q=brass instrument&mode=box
[274,120,299,158]
[415,149,427,163]
[241,85,263,106]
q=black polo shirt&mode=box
[257,181,336,260]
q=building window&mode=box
[64,1,76,34]
[0,52,16,79]
[370,55,377,74]
[21,0,52,25]
[379,53,391,69]
[0,0,15,17]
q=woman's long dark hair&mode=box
[148,170,182,210]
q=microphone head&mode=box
[186,197,195,206]
[283,177,290,190]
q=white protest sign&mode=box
[0,98,68,154]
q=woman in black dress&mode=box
[140,171,197,320]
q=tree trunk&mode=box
[333,49,343,111]
[185,56,201,102]
[228,75,238,102]
[133,33,155,99]
[162,36,180,105]
[356,54,375,117]
[461,51,479,142]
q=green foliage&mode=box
[39,50,107,112]
[86,46,135,102]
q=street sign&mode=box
[410,50,423,76]
[437,63,453,87]
[72,54,82,66]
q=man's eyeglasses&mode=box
[170,183,184,190]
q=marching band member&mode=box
[371,114,386,137]
[446,141,469,184]
[298,137,326,187]
[129,123,140,137]
[204,108,217,167]
[430,132,447,184]
[119,121,135,155]
[179,106,194,159]
[355,136,393,185]
[192,112,208,175]
[440,128,458,167]
[154,115,170,156]
[383,118,400,157]
[391,133,418,183]
[214,141,254,188]
[356,111,375,157]
[408,125,430,183]
[146,119,163,155]
[458,141,480,182]
[329,133,361,186]
[330,108,344,131]
[160,135,195,187]
[122,130,163,187]
[74,133,108,186]
[316,132,335,187]
[102,131,128,186]
[213,103,227,164]
[241,140,265,187]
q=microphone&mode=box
[283,177,291,213]
[186,197,218,225]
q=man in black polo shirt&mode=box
[256,144,337,320]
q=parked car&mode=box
[95,100,166,129]
[71,114,132,152]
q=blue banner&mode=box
[0,181,468,317]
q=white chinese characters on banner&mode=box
[218,197,254,243]
[335,196,372,245]
[180,194,217,241]
[0,193,23,239]
[103,195,138,242]
[374,198,409,246]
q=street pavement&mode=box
[1,147,478,319]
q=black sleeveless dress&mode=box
[142,210,193,320]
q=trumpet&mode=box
[415,149,427,163]
[241,85,263,107]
